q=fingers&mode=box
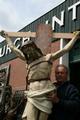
[73,31,80,36]
[47,92,57,100]
[77,31,80,36]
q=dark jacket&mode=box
[48,81,80,120]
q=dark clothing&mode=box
[48,81,80,120]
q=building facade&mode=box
[0,0,80,91]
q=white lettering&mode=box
[6,45,12,55]
[14,38,21,48]
[0,46,6,57]
[52,10,64,30]
[22,37,30,46]
[45,20,49,24]
[0,38,22,58]
[68,1,80,20]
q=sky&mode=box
[0,0,65,42]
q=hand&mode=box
[0,30,8,38]
[48,92,60,103]
[73,31,80,37]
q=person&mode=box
[48,64,80,120]
[0,68,12,120]
[0,69,6,81]
[0,24,80,120]
[4,90,26,120]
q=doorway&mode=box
[70,62,80,92]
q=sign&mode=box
[46,1,80,30]
[0,37,29,64]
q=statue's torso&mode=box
[27,54,53,91]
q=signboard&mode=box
[0,37,29,64]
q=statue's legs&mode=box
[22,101,38,120]
[39,111,48,120]
[22,101,48,120]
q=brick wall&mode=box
[0,58,26,92]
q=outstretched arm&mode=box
[50,31,80,61]
[0,31,25,61]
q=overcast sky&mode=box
[0,0,65,42]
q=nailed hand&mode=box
[0,30,8,38]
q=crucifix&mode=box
[0,24,80,120]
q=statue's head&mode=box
[20,38,43,64]
[20,23,53,64]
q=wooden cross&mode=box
[0,31,75,39]
[0,24,80,54]
[0,24,79,39]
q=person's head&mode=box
[20,38,43,64]
[55,64,68,85]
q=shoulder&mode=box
[64,81,80,97]
[67,82,78,91]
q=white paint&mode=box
[59,38,69,68]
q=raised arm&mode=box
[50,31,80,61]
[0,31,25,61]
